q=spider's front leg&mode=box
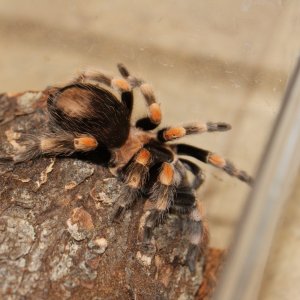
[138,161,208,273]
[139,162,178,245]
[112,148,152,220]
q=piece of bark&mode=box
[0,91,224,300]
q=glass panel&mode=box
[259,174,300,299]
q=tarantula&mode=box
[1,64,252,272]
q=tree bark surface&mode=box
[0,91,223,300]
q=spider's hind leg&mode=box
[74,66,134,114]
[75,63,162,130]
[3,132,98,164]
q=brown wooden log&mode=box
[0,90,224,299]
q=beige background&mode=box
[0,1,299,298]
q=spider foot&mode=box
[111,184,140,222]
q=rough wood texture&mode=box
[0,91,223,299]
[197,248,225,300]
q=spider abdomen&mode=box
[47,84,131,148]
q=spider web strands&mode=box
[214,57,300,300]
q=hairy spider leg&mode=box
[179,158,205,190]
[157,121,231,142]
[185,199,209,273]
[6,133,98,163]
[112,141,209,271]
[112,142,175,221]
[140,162,177,244]
[74,67,134,115]
[74,63,162,129]
[117,63,162,131]
[112,148,152,220]
[169,160,208,272]
[172,143,253,185]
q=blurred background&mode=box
[0,1,299,299]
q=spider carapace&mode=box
[2,64,253,272]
